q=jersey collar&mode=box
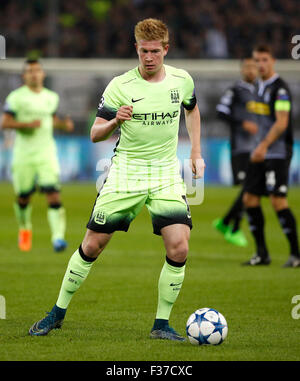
[238,80,256,93]
[257,73,279,96]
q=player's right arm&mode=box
[91,77,132,143]
[2,91,41,130]
[217,87,258,135]
[90,106,133,143]
[1,113,41,130]
[216,88,234,123]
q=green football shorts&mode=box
[12,157,60,197]
[87,157,192,235]
[86,187,192,235]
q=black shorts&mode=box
[231,152,250,185]
[243,158,290,197]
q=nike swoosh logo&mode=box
[70,270,84,278]
[131,97,145,103]
[170,282,182,287]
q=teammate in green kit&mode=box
[29,18,205,340]
[1,59,74,252]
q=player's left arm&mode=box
[53,115,74,132]
[182,72,205,179]
[184,105,205,179]
[251,87,290,162]
[51,92,74,132]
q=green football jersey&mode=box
[4,85,59,163]
[96,64,196,165]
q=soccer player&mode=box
[1,59,74,252]
[243,45,300,267]
[28,18,205,340]
[213,57,258,247]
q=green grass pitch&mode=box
[0,182,300,361]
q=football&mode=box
[186,308,228,345]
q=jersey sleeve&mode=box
[216,88,234,120]
[96,78,121,120]
[181,72,197,110]
[274,86,291,112]
[52,93,60,115]
[3,91,18,116]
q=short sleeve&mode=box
[96,78,121,120]
[52,93,60,115]
[182,71,197,110]
[3,92,18,116]
[216,88,234,116]
[274,87,291,112]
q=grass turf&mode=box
[0,182,300,361]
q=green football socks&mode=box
[155,257,186,320]
[14,202,32,230]
[56,247,96,309]
[56,251,185,322]
[47,206,66,242]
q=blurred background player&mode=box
[1,59,74,252]
[213,57,258,247]
[28,18,205,340]
[243,45,300,267]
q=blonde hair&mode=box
[134,18,169,47]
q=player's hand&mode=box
[27,120,41,128]
[64,116,74,132]
[116,105,133,125]
[242,120,258,135]
[251,143,267,163]
[190,152,205,179]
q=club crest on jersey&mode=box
[94,210,106,225]
[170,88,180,104]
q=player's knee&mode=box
[17,196,30,208]
[270,195,288,211]
[242,192,250,207]
[167,239,189,263]
[81,240,101,258]
[82,230,112,259]
[46,191,61,205]
[243,192,259,208]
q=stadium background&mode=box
[0,0,300,186]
